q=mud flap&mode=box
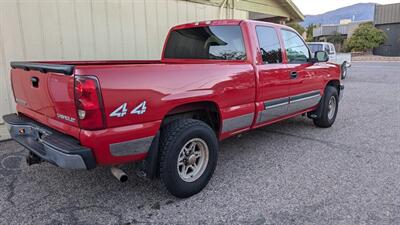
[307,94,325,119]
[143,132,160,179]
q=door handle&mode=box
[31,76,39,88]
[290,71,298,79]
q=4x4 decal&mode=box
[130,101,147,115]
[110,101,147,118]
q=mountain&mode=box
[301,3,376,27]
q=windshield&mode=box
[164,26,246,60]
[308,44,323,53]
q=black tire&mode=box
[159,119,218,198]
[341,63,348,80]
[313,86,339,128]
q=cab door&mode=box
[254,26,291,125]
[280,29,325,115]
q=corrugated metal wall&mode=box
[0,0,248,123]
[374,23,400,56]
[375,3,400,25]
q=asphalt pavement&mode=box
[1,61,400,225]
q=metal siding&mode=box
[75,0,97,59]
[0,0,249,123]
[106,0,125,59]
[313,21,371,38]
[374,24,400,56]
[120,0,137,59]
[375,3,400,25]
[187,0,301,20]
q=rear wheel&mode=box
[159,119,218,198]
[313,86,339,128]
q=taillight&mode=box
[74,76,105,130]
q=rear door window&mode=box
[281,29,310,64]
[164,26,246,60]
[256,26,283,64]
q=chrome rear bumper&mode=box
[3,114,96,170]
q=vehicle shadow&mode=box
[0,115,316,224]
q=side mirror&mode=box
[314,51,329,62]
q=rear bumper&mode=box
[3,114,96,170]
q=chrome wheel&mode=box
[177,138,209,182]
[327,96,337,120]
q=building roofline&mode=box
[284,0,305,21]
[375,2,400,7]
[318,20,372,27]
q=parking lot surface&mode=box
[1,62,400,225]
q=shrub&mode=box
[347,22,386,52]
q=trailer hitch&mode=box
[26,152,43,166]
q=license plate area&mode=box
[11,124,51,142]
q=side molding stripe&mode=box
[110,136,155,157]
[258,90,322,124]
[264,97,290,109]
[290,94,321,104]
[222,113,254,133]
[290,90,321,102]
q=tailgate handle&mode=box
[31,77,39,88]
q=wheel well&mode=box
[326,80,340,96]
[161,101,221,136]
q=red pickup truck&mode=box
[4,19,343,198]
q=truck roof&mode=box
[171,19,290,30]
[307,42,334,45]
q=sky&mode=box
[292,0,400,15]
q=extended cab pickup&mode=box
[4,20,344,198]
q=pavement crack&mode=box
[258,129,400,157]
[5,177,17,207]
[258,129,347,150]
[0,177,18,215]
[53,205,124,225]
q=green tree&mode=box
[306,24,317,42]
[287,23,305,35]
[342,39,351,53]
[327,32,345,45]
[347,22,386,52]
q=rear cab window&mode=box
[281,29,311,64]
[164,26,246,60]
[255,26,283,64]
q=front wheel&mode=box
[341,63,348,79]
[159,119,218,198]
[313,86,339,128]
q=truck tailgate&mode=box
[10,62,78,128]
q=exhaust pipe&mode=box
[111,167,128,182]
